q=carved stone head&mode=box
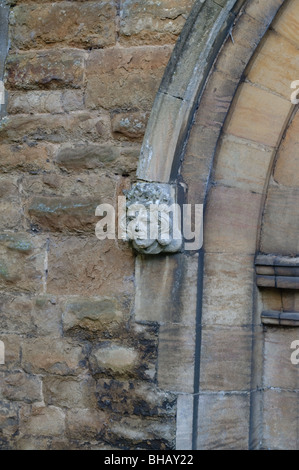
[121,182,182,255]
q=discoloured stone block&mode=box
[66,409,107,440]
[1,371,42,404]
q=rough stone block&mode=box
[96,379,176,418]
[43,376,97,409]
[20,405,65,437]
[0,401,19,442]
[0,112,111,144]
[120,0,193,45]
[0,233,45,293]
[111,111,149,140]
[62,297,123,334]
[27,196,100,233]
[86,46,172,110]
[0,295,35,335]
[55,143,119,170]
[21,337,84,376]
[47,237,134,297]
[0,144,52,172]
[107,415,175,450]
[66,408,107,440]
[90,343,139,377]
[5,49,85,90]
[1,371,42,404]
[10,2,116,50]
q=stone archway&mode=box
[134,0,298,449]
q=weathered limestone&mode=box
[21,337,85,376]
[1,371,42,404]
[20,405,66,438]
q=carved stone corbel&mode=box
[121,182,182,255]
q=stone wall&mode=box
[0,0,194,450]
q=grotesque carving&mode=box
[121,182,182,254]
